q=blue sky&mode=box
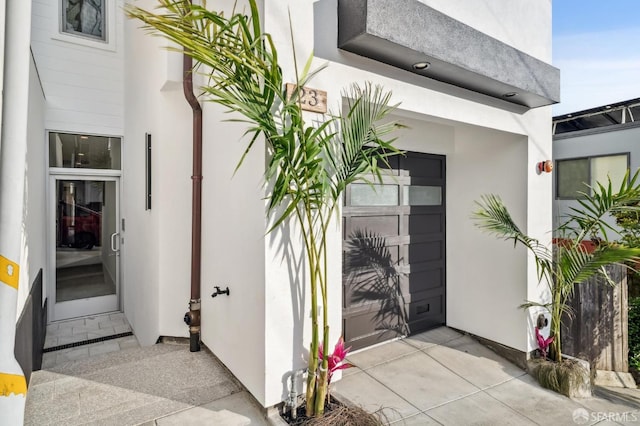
[553,0,640,115]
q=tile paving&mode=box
[42,312,136,369]
[335,328,640,425]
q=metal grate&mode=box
[43,331,134,353]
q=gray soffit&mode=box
[338,0,560,109]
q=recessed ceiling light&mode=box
[503,92,518,98]
[80,135,89,140]
[412,62,430,70]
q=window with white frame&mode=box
[556,153,629,199]
[61,0,106,41]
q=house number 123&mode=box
[285,83,327,114]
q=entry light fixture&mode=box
[536,160,553,174]
[412,61,431,70]
[503,92,518,98]
[80,135,89,140]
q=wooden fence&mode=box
[562,264,629,372]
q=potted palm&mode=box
[127,0,402,419]
[473,170,640,397]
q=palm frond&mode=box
[472,194,553,284]
[560,169,640,241]
[558,244,640,286]
[474,169,640,364]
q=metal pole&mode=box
[0,0,33,422]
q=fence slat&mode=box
[561,264,629,372]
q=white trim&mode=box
[49,168,121,178]
[47,129,123,175]
[52,0,116,52]
[47,174,121,322]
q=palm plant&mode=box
[126,0,402,416]
[473,170,640,363]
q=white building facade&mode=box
[2,0,558,412]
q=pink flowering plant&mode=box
[535,327,554,359]
[319,337,354,385]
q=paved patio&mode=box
[25,318,640,425]
[336,327,640,425]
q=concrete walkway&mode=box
[336,327,640,425]
[26,342,268,425]
[25,322,640,425]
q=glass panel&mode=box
[62,0,106,41]
[49,132,121,170]
[557,158,589,198]
[403,186,442,206]
[56,180,116,302]
[350,184,398,206]
[591,155,628,189]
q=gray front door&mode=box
[342,152,446,350]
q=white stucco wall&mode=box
[123,0,193,345]
[200,101,267,404]
[17,55,47,315]
[447,126,529,349]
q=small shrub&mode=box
[529,358,587,397]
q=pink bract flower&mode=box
[535,327,554,359]
[319,337,354,384]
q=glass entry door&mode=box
[52,177,119,320]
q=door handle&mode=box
[111,232,119,252]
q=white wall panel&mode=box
[30,0,124,136]
[17,56,47,314]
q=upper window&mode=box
[49,132,121,170]
[348,183,443,206]
[61,0,106,42]
[350,184,398,206]
[556,154,629,199]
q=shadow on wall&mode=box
[270,220,309,403]
[344,229,409,341]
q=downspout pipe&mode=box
[0,0,32,421]
[182,39,203,352]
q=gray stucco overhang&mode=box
[338,0,560,109]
